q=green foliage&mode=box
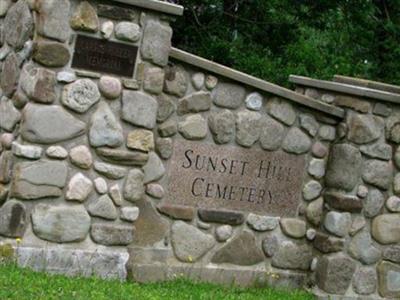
[0,263,314,300]
[172,0,400,86]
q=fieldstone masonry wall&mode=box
[0,0,398,299]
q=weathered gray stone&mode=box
[133,198,169,246]
[178,92,211,115]
[21,104,85,143]
[377,261,400,298]
[143,67,164,95]
[271,241,312,270]
[245,92,263,111]
[141,20,171,66]
[198,209,245,225]
[32,204,90,242]
[212,83,246,109]
[157,204,195,221]
[158,119,178,137]
[303,180,322,201]
[212,231,264,266]
[12,142,42,159]
[69,145,92,169]
[362,160,392,190]
[372,214,400,244]
[306,228,316,240]
[318,125,336,141]
[324,211,351,237]
[357,185,368,198]
[387,195,400,212]
[57,71,76,83]
[155,138,173,160]
[121,207,139,222]
[299,114,319,137]
[11,160,68,200]
[88,195,117,220]
[349,230,381,265]
[66,173,92,202]
[145,183,164,199]
[364,188,384,218]
[89,102,123,148]
[282,127,311,154]
[109,184,123,206]
[123,169,145,202]
[32,41,70,67]
[163,65,188,97]
[347,113,384,144]
[308,159,325,179]
[46,146,68,159]
[262,235,279,257]
[360,143,392,160]
[353,267,377,295]
[172,221,215,263]
[383,245,400,263]
[37,0,70,42]
[156,94,175,123]
[325,144,362,191]
[93,162,126,180]
[316,253,356,295]
[312,142,328,158]
[122,90,158,129]
[143,152,165,183]
[215,225,233,242]
[191,72,205,90]
[0,151,13,184]
[91,223,134,246]
[1,52,19,97]
[374,102,391,117]
[306,197,323,226]
[94,177,108,194]
[235,110,262,147]
[97,3,138,21]
[324,191,363,213]
[313,232,345,253]
[280,218,306,238]
[127,130,154,153]
[70,1,99,32]
[208,109,235,144]
[98,76,121,99]
[62,79,100,113]
[259,115,285,151]
[4,0,33,49]
[115,22,140,42]
[0,0,12,17]
[0,200,26,238]
[96,148,148,166]
[20,64,57,104]
[0,97,21,131]
[179,114,207,140]
[350,216,367,236]
[100,20,114,39]
[247,213,278,231]
[268,98,296,126]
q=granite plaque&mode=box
[165,141,306,216]
[72,35,138,77]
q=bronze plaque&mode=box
[72,35,138,77]
[165,141,306,216]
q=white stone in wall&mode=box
[66,173,93,202]
[57,71,76,83]
[122,91,158,129]
[324,211,351,237]
[308,158,326,179]
[62,79,101,113]
[12,142,43,159]
[303,180,322,201]
[94,177,108,194]
[245,92,263,111]
[387,196,400,212]
[109,184,123,206]
[191,72,205,90]
[121,207,139,222]
[46,146,68,159]
[205,75,218,90]
[98,76,121,99]
[215,225,233,242]
[247,213,278,231]
[115,21,141,42]
[101,21,114,40]
[69,145,93,169]
[141,20,172,67]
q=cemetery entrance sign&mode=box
[166,141,305,216]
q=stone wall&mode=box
[0,1,398,299]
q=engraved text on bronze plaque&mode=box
[165,141,306,216]
[72,35,138,77]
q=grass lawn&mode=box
[0,263,314,300]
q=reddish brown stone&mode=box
[324,191,363,213]
[313,232,345,253]
[157,204,195,221]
